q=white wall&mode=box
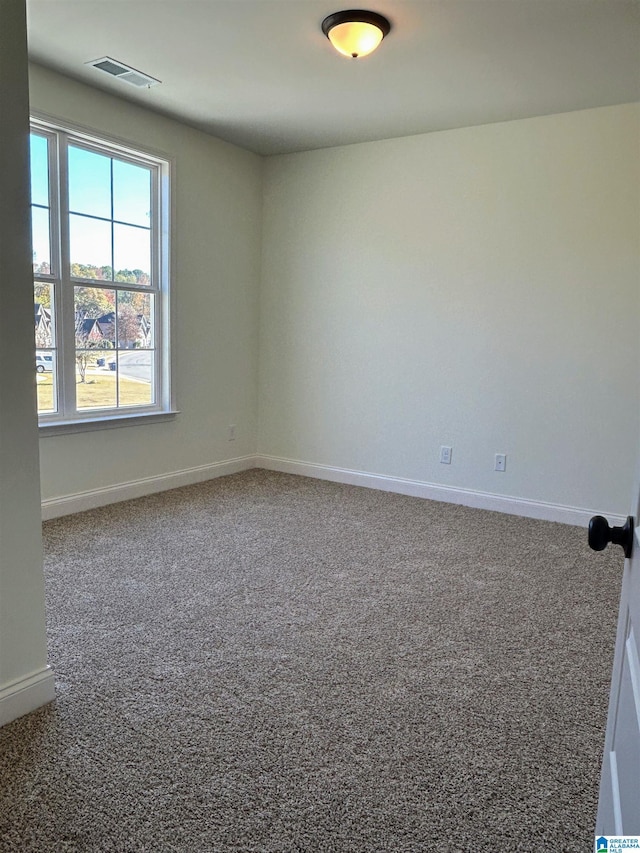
[25,69,640,520]
[0,0,54,724]
[259,105,640,517]
[28,65,263,508]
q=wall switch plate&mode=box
[495,453,506,472]
[228,424,236,441]
[440,445,452,464]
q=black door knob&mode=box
[588,515,634,559]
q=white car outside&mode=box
[36,353,53,373]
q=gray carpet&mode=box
[0,469,622,851]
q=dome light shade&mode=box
[321,10,391,59]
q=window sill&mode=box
[38,410,180,436]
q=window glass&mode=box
[76,348,117,410]
[113,223,151,282]
[30,133,51,275]
[34,283,54,348]
[113,160,151,227]
[117,291,152,348]
[31,206,51,273]
[68,146,111,219]
[117,351,154,407]
[36,351,57,413]
[30,134,49,207]
[69,214,112,277]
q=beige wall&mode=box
[0,0,52,722]
[259,104,640,516]
[29,64,264,504]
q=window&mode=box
[30,119,171,427]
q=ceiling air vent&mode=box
[86,57,161,88]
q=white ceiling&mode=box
[27,0,640,156]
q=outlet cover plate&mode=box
[440,445,452,465]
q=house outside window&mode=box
[30,118,172,428]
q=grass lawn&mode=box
[37,371,152,413]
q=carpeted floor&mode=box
[0,469,622,851]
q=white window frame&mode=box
[31,114,175,433]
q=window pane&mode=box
[74,286,116,349]
[68,146,111,219]
[113,160,151,227]
[36,350,56,414]
[117,291,152,348]
[30,134,49,207]
[70,214,112,278]
[118,352,153,407]
[113,223,150,283]
[34,283,54,347]
[31,206,50,273]
[76,349,116,410]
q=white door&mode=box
[594,494,640,834]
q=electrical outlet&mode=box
[495,453,506,472]
[440,445,452,465]
[228,424,236,441]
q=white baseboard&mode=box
[0,666,56,727]
[42,455,257,520]
[255,455,624,527]
[41,450,623,527]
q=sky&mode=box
[30,133,152,275]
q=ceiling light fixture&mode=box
[321,9,391,59]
